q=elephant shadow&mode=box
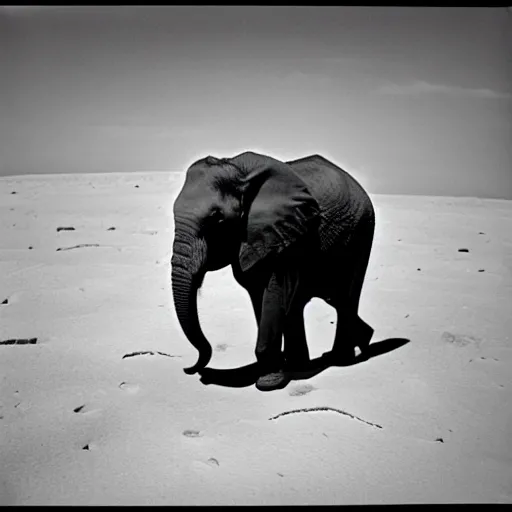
[197,337,411,389]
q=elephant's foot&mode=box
[325,337,372,366]
[356,320,374,353]
[256,370,290,392]
[328,316,373,365]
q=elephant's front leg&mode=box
[254,271,290,391]
[283,304,310,371]
[254,256,308,390]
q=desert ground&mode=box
[0,170,511,505]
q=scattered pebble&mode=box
[478,269,485,272]
[56,226,75,232]
[74,405,85,413]
[1,299,8,305]
[28,246,33,250]
[134,185,139,188]
[458,248,469,253]
[11,191,17,194]
[435,438,444,443]
[107,227,116,231]
[183,429,202,438]
[478,232,485,235]
[405,314,410,318]
[417,268,421,271]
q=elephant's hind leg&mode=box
[331,312,373,363]
[330,221,375,362]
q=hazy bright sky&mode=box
[1,6,511,198]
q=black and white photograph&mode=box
[1,5,511,505]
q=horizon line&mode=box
[1,171,510,203]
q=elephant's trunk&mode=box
[171,224,212,374]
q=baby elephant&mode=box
[171,151,375,391]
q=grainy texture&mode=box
[0,172,511,505]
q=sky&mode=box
[1,6,511,199]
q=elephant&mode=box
[171,151,375,391]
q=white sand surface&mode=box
[1,171,511,505]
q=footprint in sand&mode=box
[192,458,219,471]
[288,383,316,397]
[441,331,480,348]
[118,381,140,394]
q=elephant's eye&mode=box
[210,208,224,223]
[205,208,224,230]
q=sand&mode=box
[1,171,511,505]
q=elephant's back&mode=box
[287,155,370,205]
[287,155,374,250]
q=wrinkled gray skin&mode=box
[171,151,375,376]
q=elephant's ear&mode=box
[237,156,321,273]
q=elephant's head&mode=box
[171,151,321,374]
